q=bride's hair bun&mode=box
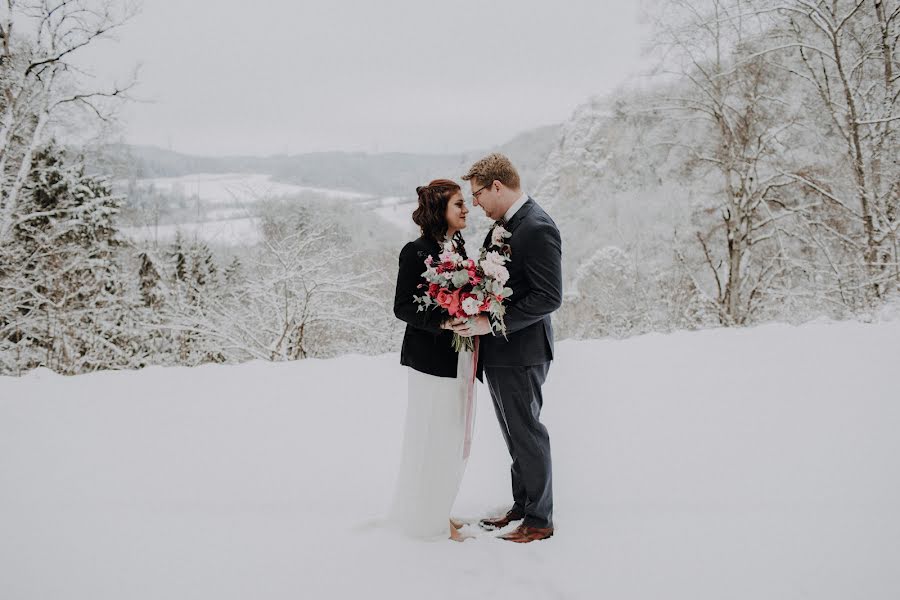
[411,179,462,243]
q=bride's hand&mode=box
[442,317,466,330]
[450,315,491,337]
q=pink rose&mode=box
[448,289,462,317]
[436,289,452,308]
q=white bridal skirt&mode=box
[388,349,476,539]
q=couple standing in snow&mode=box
[389,153,562,543]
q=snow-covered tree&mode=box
[767,0,900,300]
[137,251,163,310]
[646,0,805,325]
[557,246,642,338]
[0,141,134,373]
[214,203,385,361]
[0,0,137,247]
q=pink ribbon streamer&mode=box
[463,336,479,460]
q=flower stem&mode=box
[451,333,475,353]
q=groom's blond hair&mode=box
[463,153,521,191]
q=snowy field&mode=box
[120,174,416,246]
[120,215,262,247]
[365,195,418,233]
[130,173,373,205]
[2,320,899,599]
[364,195,494,238]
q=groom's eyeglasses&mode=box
[471,185,489,202]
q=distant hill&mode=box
[88,124,562,197]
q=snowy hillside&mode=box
[534,93,695,279]
[2,319,898,599]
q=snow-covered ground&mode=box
[2,320,899,599]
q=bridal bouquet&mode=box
[414,225,514,352]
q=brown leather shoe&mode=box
[478,510,525,531]
[499,524,554,543]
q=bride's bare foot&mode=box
[449,519,472,542]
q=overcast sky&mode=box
[81,0,650,156]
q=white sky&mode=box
[80,0,650,156]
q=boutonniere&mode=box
[489,224,512,257]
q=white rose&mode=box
[491,225,509,247]
[461,297,481,316]
[486,251,505,266]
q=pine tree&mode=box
[168,232,188,283]
[138,251,163,309]
[187,241,219,302]
[224,256,243,287]
[3,141,134,373]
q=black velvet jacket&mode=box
[393,235,483,380]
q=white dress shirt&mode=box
[502,192,529,223]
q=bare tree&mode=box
[646,0,801,324]
[0,0,137,246]
[768,0,900,299]
[156,200,394,365]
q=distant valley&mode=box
[99,125,562,247]
[93,124,561,197]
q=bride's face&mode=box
[445,191,469,233]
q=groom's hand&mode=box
[451,315,492,337]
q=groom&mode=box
[452,153,562,543]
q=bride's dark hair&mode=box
[412,179,465,247]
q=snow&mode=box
[129,173,373,205]
[119,175,413,245]
[120,216,262,246]
[1,320,899,599]
[365,196,418,233]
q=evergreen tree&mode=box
[224,256,243,288]
[3,141,134,373]
[168,232,188,284]
[137,251,163,310]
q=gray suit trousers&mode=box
[484,362,553,529]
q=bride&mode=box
[389,178,480,541]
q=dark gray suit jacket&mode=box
[479,198,562,368]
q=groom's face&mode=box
[470,180,499,220]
